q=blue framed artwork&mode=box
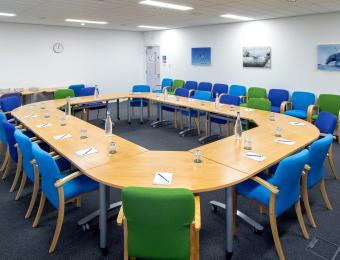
[318,44,340,71]
[192,47,211,65]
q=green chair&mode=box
[54,89,75,100]
[247,98,271,111]
[117,187,200,260]
[241,87,267,107]
[169,79,185,95]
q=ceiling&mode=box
[1,0,340,31]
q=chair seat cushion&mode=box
[271,106,281,113]
[63,174,98,202]
[130,100,148,107]
[85,102,107,110]
[181,110,205,117]
[162,105,175,112]
[312,114,318,121]
[240,103,247,107]
[284,109,307,119]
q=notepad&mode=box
[36,123,52,128]
[75,148,98,157]
[290,122,306,126]
[243,152,267,162]
[24,114,38,118]
[153,172,173,186]
[54,133,72,140]
[243,108,253,112]
[275,138,295,145]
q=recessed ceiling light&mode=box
[220,14,254,21]
[65,18,108,25]
[138,25,169,30]
[0,12,16,17]
[139,0,193,11]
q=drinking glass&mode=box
[108,141,117,155]
[43,109,50,118]
[176,96,180,101]
[230,105,235,112]
[269,113,276,121]
[80,128,88,139]
[60,116,67,126]
[243,138,252,150]
[40,102,46,110]
[274,127,282,137]
[194,150,202,163]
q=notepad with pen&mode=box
[153,172,173,186]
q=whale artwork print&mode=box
[318,44,340,71]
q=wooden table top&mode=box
[11,92,320,193]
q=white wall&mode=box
[0,22,145,93]
[144,12,340,96]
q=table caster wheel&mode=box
[140,122,143,125]
[101,248,109,256]
[211,205,217,212]
[225,251,233,260]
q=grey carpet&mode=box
[0,101,339,260]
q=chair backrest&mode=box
[0,96,21,120]
[212,83,228,98]
[2,119,18,163]
[219,94,240,106]
[184,81,198,90]
[291,91,315,111]
[247,98,271,111]
[79,87,95,97]
[193,90,211,101]
[1,92,22,101]
[229,85,246,97]
[68,84,85,97]
[172,80,185,92]
[307,134,333,189]
[197,82,212,92]
[161,78,173,89]
[268,89,289,107]
[315,111,337,135]
[122,187,194,259]
[271,149,309,216]
[317,94,340,118]
[0,112,7,143]
[54,89,75,100]
[174,88,189,98]
[132,85,150,93]
[32,143,63,209]
[248,87,267,99]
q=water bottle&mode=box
[234,111,242,140]
[94,85,99,99]
[65,96,71,116]
[104,110,113,136]
[215,93,220,110]
[163,88,168,100]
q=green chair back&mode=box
[170,80,185,94]
[248,98,271,111]
[317,94,340,118]
[54,89,75,100]
[122,187,195,259]
[248,87,267,99]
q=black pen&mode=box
[158,173,169,183]
[59,134,67,140]
[83,148,93,156]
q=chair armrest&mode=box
[8,118,15,123]
[304,164,311,172]
[194,195,201,230]
[239,96,247,103]
[307,105,319,122]
[30,137,38,142]
[251,176,279,194]
[3,111,11,115]
[117,207,124,226]
[280,101,292,113]
[55,171,81,188]
[320,133,337,139]
[15,125,23,129]
[52,155,62,161]
[33,140,43,144]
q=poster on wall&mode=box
[243,46,271,68]
[191,47,211,65]
[317,44,340,71]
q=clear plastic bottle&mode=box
[215,93,220,110]
[104,110,113,137]
[163,88,168,100]
[65,96,71,116]
[94,85,99,99]
[234,111,242,140]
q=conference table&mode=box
[11,92,320,258]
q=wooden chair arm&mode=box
[8,118,15,123]
[194,195,201,230]
[240,96,247,103]
[117,207,124,226]
[320,133,337,139]
[251,176,279,194]
[52,155,62,161]
[304,164,311,171]
[15,125,23,129]
[33,140,43,144]
[307,105,319,122]
[55,171,81,188]
[280,101,292,113]
[30,137,38,142]
[3,111,11,115]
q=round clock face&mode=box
[53,42,64,53]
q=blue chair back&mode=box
[132,85,150,93]
[175,88,189,98]
[32,143,63,209]
[184,81,198,91]
[271,149,309,216]
[212,84,228,98]
[292,91,315,111]
[307,135,333,189]
[0,112,7,143]
[193,90,211,101]
[2,119,18,163]
[268,89,289,107]
[1,96,21,120]
[79,87,95,97]
[315,111,337,135]
[197,82,212,92]
[68,84,85,97]
[219,94,240,106]
[162,78,173,90]
[229,85,246,97]
[1,92,22,103]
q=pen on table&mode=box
[158,173,169,183]
[40,123,48,127]
[83,148,93,156]
[246,154,263,158]
[59,134,67,140]
[277,139,291,143]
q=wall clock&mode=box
[53,42,64,53]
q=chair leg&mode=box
[301,173,317,228]
[195,117,200,135]
[76,196,82,208]
[319,179,332,210]
[2,156,12,180]
[180,114,184,130]
[123,219,128,260]
[15,171,27,200]
[33,192,46,228]
[174,110,177,128]
[0,147,9,172]
[269,194,285,260]
[219,124,222,137]
[295,200,310,239]
[96,109,100,119]
[10,151,23,192]
[25,174,40,219]
[327,145,338,180]
[147,103,151,120]
[49,188,65,253]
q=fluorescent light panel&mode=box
[139,0,193,11]
[138,25,169,30]
[65,19,107,25]
[220,14,253,21]
[0,12,16,17]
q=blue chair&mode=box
[197,82,212,92]
[236,149,310,259]
[212,83,228,98]
[181,90,211,135]
[32,143,98,253]
[184,81,198,93]
[68,84,85,97]
[1,96,21,120]
[283,91,315,120]
[0,112,9,172]
[302,135,334,229]
[229,85,247,103]
[314,111,338,180]
[154,78,173,93]
[78,87,107,121]
[268,89,289,113]
[130,85,151,121]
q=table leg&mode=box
[140,99,143,124]
[99,183,108,255]
[116,99,120,120]
[179,108,196,137]
[226,187,233,259]
[127,98,131,124]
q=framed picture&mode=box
[192,47,211,65]
[243,46,271,68]
[318,44,340,71]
